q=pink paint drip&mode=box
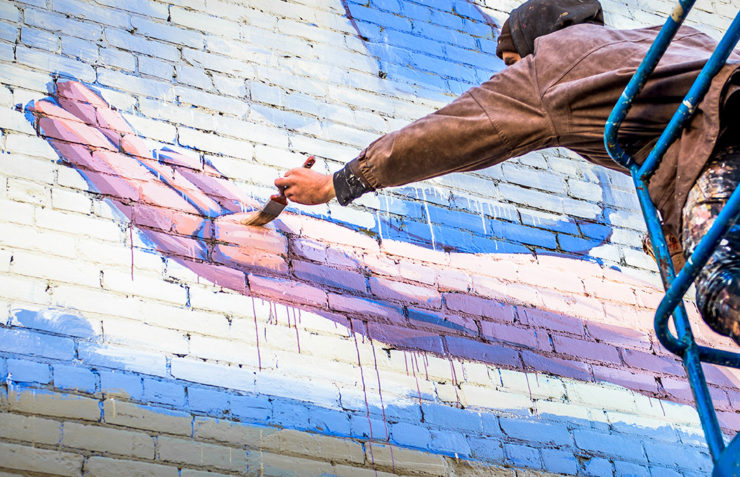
[403,351,409,376]
[251,297,262,371]
[524,372,533,401]
[129,221,134,281]
[423,353,429,381]
[448,357,462,408]
[293,308,301,354]
[350,320,376,473]
[365,321,395,473]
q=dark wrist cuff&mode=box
[333,163,373,206]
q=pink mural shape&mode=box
[26,81,740,432]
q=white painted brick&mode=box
[0,273,52,305]
[0,221,76,259]
[5,133,58,160]
[178,127,254,160]
[0,64,50,93]
[188,334,260,367]
[51,188,93,214]
[125,115,177,143]
[56,165,93,191]
[170,7,241,38]
[35,208,122,242]
[15,45,95,83]
[12,249,101,288]
[102,269,188,306]
[0,109,36,135]
[7,178,49,207]
[0,154,56,184]
[102,317,189,355]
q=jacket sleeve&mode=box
[334,57,553,204]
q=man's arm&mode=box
[278,58,550,206]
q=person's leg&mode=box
[682,146,740,344]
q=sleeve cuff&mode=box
[333,159,374,206]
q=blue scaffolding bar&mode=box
[604,3,740,471]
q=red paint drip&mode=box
[411,353,425,422]
[365,321,395,473]
[350,320,376,472]
[251,296,262,371]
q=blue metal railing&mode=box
[604,2,740,470]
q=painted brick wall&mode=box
[0,0,738,475]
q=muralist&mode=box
[276,0,740,345]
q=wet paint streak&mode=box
[365,321,395,472]
[350,320,376,471]
[251,297,262,371]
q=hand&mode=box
[274,167,336,205]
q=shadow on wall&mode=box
[0,308,716,474]
[22,80,740,421]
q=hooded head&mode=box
[496,0,604,60]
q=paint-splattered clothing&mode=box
[682,145,740,342]
[333,23,740,239]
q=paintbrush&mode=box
[241,156,316,226]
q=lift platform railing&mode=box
[604,1,740,471]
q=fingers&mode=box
[272,167,335,205]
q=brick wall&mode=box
[1,0,738,475]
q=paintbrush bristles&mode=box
[241,200,286,226]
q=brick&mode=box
[3,389,100,421]
[0,412,62,445]
[552,334,621,364]
[102,399,192,435]
[0,442,83,476]
[445,293,516,322]
[367,442,447,475]
[188,387,230,414]
[389,421,431,449]
[6,359,50,384]
[480,321,539,348]
[249,274,328,308]
[622,348,684,376]
[584,457,614,475]
[100,370,143,400]
[541,448,579,474]
[53,0,131,28]
[157,435,247,472]
[0,327,75,360]
[170,358,255,393]
[586,322,652,350]
[369,276,441,308]
[140,378,185,407]
[78,342,167,377]
[53,364,98,393]
[500,417,572,446]
[592,366,659,394]
[504,443,542,468]
[84,456,178,477]
[521,351,591,382]
[62,421,154,459]
[519,307,584,335]
[293,260,367,293]
[573,429,647,462]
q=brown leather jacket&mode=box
[341,24,740,236]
